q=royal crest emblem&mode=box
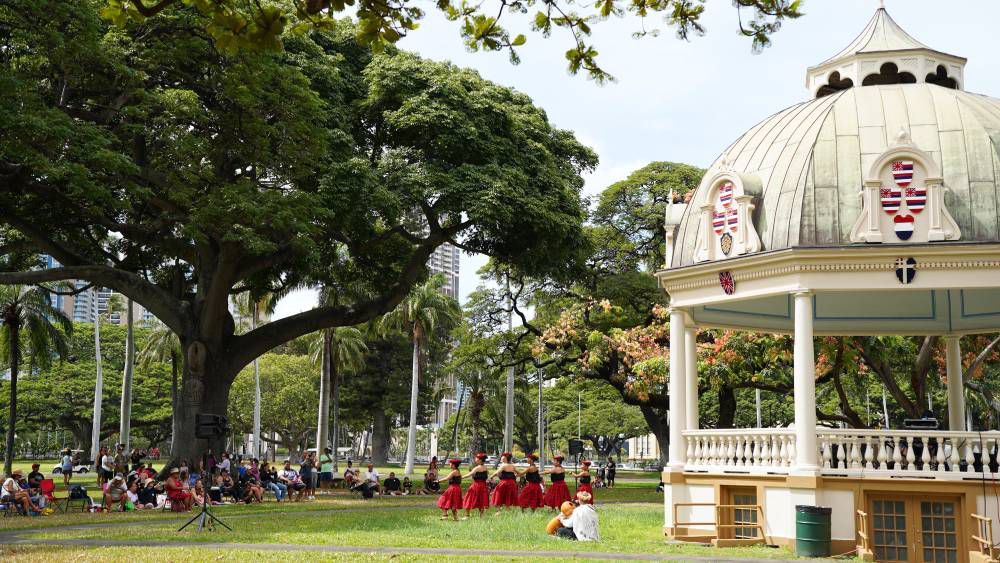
[719,232,733,255]
[712,212,726,235]
[895,257,917,284]
[892,160,913,187]
[718,182,734,208]
[719,271,736,295]
[893,214,915,240]
[880,187,901,215]
[726,208,739,233]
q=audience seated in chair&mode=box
[2,469,40,514]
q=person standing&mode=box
[60,448,74,487]
[436,459,463,521]
[489,452,518,513]
[542,455,572,509]
[318,447,334,492]
[99,446,114,488]
[517,453,544,512]
[605,456,616,488]
[113,444,128,476]
[300,452,316,500]
[573,460,594,504]
[462,452,489,518]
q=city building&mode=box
[40,255,153,325]
[427,242,462,456]
[625,433,662,464]
[659,8,1000,558]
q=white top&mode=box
[559,504,600,542]
[127,490,138,503]
[61,455,73,469]
[101,454,114,472]
[279,468,300,482]
[219,458,231,473]
[1,477,17,499]
[364,470,379,484]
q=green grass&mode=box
[20,504,798,559]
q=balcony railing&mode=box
[682,427,1000,479]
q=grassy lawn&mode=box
[19,504,798,560]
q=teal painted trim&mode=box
[812,291,937,321]
[702,295,793,320]
[946,290,953,333]
[959,289,1000,318]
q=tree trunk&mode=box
[169,350,179,454]
[404,335,420,476]
[639,405,669,466]
[119,299,135,450]
[371,409,389,465]
[331,365,340,473]
[4,319,20,476]
[469,387,485,454]
[252,305,262,460]
[90,313,103,464]
[316,331,332,454]
[718,385,737,429]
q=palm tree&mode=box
[105,293,137,450]
[380,275,461,476]
[233,292,277,459]
[138,321,182,452]
[0,285,72,475]
[308,324,367,469]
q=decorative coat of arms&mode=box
[719,271,736,295]
[895,257,917,284]
[849,131,961,244]
[693,172,763,263]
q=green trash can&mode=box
[795,505,832,557]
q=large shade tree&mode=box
[1,2,595,463]
[0,285,71,475]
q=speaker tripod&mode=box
[178,500,232,532]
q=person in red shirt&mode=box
[165,467,193,511]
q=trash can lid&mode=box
[796,505,832,515]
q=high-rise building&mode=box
[427,243,462,439]
[40,255,153,324]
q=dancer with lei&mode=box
[517,453,544,512]
[542,454,572,509]
[489,452,518,513]
[436,458,464,520]
[573,460,594,504]
[462,452,490,518]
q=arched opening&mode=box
[926,65,958,89]
[817,71,853,98]
[861,62,916,86]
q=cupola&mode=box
[806,6,966,98]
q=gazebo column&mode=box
[792,291,819,474]
[685,319,699,430]
[945,336,966,431]
[668,307,688,471]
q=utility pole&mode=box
[503,275,514,454]
[755,388,762,428]
[90,303,103,465]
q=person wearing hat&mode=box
[517,453,544,512]
[572,460,594,504]
[60,448,74,486]
[137,477,159,508]
[164,467,193,511]
[462,452,490,517]
[27,463,44,491]
[542,454,572,509]
[104,473,129,512]
[435,459,464,520]
[2,469,41,514]
[488,452,518,512]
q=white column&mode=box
[684,323,698,430]
[945,336,966,431]
[793,291,819,474]
[668,307,688,471]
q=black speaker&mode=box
[568,439,584,455]
[195,413,229,439]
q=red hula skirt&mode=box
[491,478,518,507]
[543,480,572,509]
[437,483,463,510]
[576,482,594,504]
[518,482,544,509]
[462,480,489,510]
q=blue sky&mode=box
[274,0,1000,318]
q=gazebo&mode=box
[657,7,1000,562]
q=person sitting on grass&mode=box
[138,478,159,508]
[402,476,413,495]
[343,460,357,488]
[421,470,440,494]
[2,469,40,514]
[363,464,380,495]
[104,474,128,512]
[165,467,193,511]
[241,474,264,504]
[383,472,403,495]
[279,460,306,501]
[127,481,153,510]
[192,479,209,506]
[555,492,599,542]
[260,462,287,502]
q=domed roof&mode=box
[670,11,1000,269]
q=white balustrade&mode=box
[682,427,1000,479]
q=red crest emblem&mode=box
[719,271,735,295]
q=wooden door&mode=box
[868,494,962,563]
[721,486,759,540]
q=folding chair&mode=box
[39,479,66,512]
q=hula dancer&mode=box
[462,452,490,518]
[489,452,518,512]
[517,453,544,511]
[436,458,463,520]
[542,455,572,509]
[573,460,594,504]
